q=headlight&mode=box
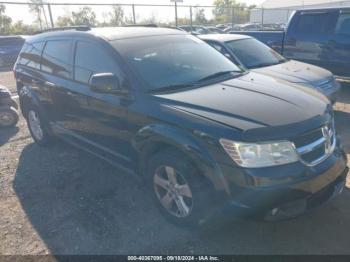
[219,139,298,168]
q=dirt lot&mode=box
[1,70,350,255]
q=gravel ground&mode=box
[0,71,350,255]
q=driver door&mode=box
[69,40,134,168]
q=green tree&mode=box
[107,5,124,26]
[56,7,97,27]
[194,8,207,25]
[10,21,36,35]
[213,0,255,24]
[28,0,49,30]
[0,5,12,34]
[71,7,97,26]
[56,9,73,27]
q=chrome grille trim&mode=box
[294,120,336,166]
[296,136,326,155]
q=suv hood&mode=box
[155,72,329,131]
[252,60,332,85]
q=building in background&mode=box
[250,0,350,24]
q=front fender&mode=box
[133,123,230,194]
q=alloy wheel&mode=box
[28,110,44,141]
[153,165,193,218]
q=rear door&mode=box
[283,10,338,71]
[40,39,76,127]
[327,10,350,78]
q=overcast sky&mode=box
[3,0,266,24]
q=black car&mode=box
[14,27,348,226]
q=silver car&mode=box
[199,34,341,103]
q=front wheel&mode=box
[26,107,53,146]
[148,150,213,227]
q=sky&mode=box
[3,0,266,24]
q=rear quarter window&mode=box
[18,42,44,70]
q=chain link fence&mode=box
[0,1,294,35]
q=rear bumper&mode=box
[217,145,348,221]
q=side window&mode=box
[41,40,73,78]
[18,42,44,69]
[74,41,122,85]
[296,13,332,35]
[335,13,350,35]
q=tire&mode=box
[0,107,19,127]
[26,106,54,146]
[147,149,214,227]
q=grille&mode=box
[316,78,336,90]
[292,120,336,166]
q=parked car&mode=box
[14,27,347,226]
[0,85,19,127]
[205,26,224,34]
[229,8,350,81]
[233,23,263,31]
[199,34,341,103]
[178,25,209,34]
[0,36,25,68]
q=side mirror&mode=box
[90,73,127,95]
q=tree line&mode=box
[0,0,256,35]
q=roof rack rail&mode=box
[33,25,91,35]
[123,24,158,28]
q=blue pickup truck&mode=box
[230,8,350,81]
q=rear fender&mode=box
[19,86,48,121]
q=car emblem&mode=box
[322,125,333,154]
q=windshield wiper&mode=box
[250,60,286,69]
[197,70,240,83]
[151,83,197,93]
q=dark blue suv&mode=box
[14,27,348,226]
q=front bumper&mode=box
[217,144,348,221]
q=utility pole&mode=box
[47,3,54,28]
[132,4,136,24]
[190,6,193,32]
[175,1,178,27]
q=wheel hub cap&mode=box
[28,110,43,141]
[153,165,193,218]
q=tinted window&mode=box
[335,13,350,35]
[113,35,242,91]
[296,13,332,35]
[74,41,121,84]
[18,42,44,69]
[208,41,236,62]
[226,38,286,69]
[41,40,72,78]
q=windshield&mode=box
[226,38,286,69]
[113,34,243,92]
